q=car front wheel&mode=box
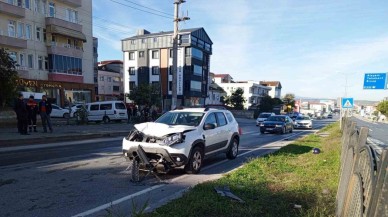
[226,137,239,159]
[185,146,204,174]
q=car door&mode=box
[286,116,293,131]
[50,105,60,117]
[202,112,222,154]
[215,112,229,150]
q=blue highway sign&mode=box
[363,73,387,89]
[342,98,354,108]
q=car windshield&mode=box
[296,116,310,120]
[155,112,204,126]
[259,113,271,118]
[266,116,285,122]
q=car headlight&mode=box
[275,124,283,128]
[162,133,184,146]
[260,123,264,127]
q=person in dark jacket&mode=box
[14,93,29,135]
[38,95,53,133]
[26,95,39,132]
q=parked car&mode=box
[327,113,333,118]
[86,101,128,123]
[294,116,313,129]
[50,104,70,118]
[122,107,241,178]
[256,112,275,126]
[259,115,294,134]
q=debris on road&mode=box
[214,186,245,203]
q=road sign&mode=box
[342,98,354,108]
[363,73,387,89]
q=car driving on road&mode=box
[122,107,241,180]
[259,115,294,134]
[256,112,275,126]
[294,116,313,129]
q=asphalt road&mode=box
[0,118,336,217]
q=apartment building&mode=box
[0,0,94,106]
[205,72,225,105]
[259,81,282,99]
[97,60,124,101]
[122,27,213,110]
[214,77,271,109]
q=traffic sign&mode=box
[363,73,387,89]
[342,98,354,108]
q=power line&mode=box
[109,0,173,19]
[121,0,173,17]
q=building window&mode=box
[139,51,144,58]
[190,81,201,91]
[185,47,191,57]
[38,56,43,70]
[180,34,189,44]
[107,77,112,82]
[24,0,30,9]
[129,81,135,91]
[152,66,160,75]
[25,24,31,39]
[28,54,33,68]
[34,0,40,12]
[8,52,17,62]
[17,22,24,38]
[193,64,202,76]
[36,27,41,41]
[8,20,16,37]
[130,40,135,44]
[128,67,135,75]
[113,86,119,91]
[48,2,55,17]
[169,65,173,75]
[43,28,46,42]
[192,47,203,60]
[152,81,160,93]
[141,38,146,44]
[153,37,158,43]
[19,53,25,66]
[169,49,173,58]
[66,8,78,23]
[48,54,82,74]
[152,50,159,59]
[99,76,104,81]
[129,52,135,60]
[169,81,172,91]
[41,0,46,15]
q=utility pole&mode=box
[171,0,189,110]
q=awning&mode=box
[47,25,86,42]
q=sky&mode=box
[93,0,388,101]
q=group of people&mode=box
[14,93,53,135]
[127,104,159,122]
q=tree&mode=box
[282,93,295,113]
[127,83,161,106]
[377,101,388,116]
[229,88,246,110]
[0,48,19,108]
[258,95,283,113]
[220,95,230,105]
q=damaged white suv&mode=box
[122,107,241,177]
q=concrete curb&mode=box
[0,131,129,147]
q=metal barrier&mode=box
[336,117,388,217]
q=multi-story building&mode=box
[214,74,233,83]
[97,60,124,101]
[205,72,225,105]
[0,0,94,106]
[214,76,271,109]
[122,28,213,110]
[259,81,282,99]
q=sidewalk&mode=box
[0,119,133,147]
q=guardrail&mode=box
[336,117,387,217]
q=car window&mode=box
[115,102,126,109]
[216,112,227,126]
[204,113,217,127]
[225,112,235,123]
[259,113,271,118]
[100,103,112,110]
[52,105,59,109]
[155,112,204,126]
[90,104,99,111]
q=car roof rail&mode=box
[204,105,227,111]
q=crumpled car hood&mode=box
[134,122,197,137]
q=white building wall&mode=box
[123,51,138,99]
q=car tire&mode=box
[103,116,110,124]
[260,130,265,134]
[226,137,239,159]
[185,146,204,174]
[131,159,140,182]
[63,113,70,119]
[290,127,293,133]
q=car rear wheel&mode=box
[185,146,204,174]
[289,127,293,133]
[63,113,70,119]
[226,137,239,159]
[131,159,140,182]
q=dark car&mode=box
[260,115,294,134]
[327,113,333,118]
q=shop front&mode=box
[16,78,95,106]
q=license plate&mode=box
[266,128,273,131]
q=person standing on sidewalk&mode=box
[26,95,39,132]
[14,93,29,135]
[38,95,53,133]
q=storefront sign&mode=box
[17,78,62,88]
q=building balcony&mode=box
[16,66,29,78]
[60,0,82,7]
[0,2,25,18]
[48,72,83,83]
[0,33,27,49]
[45,17,86,42]
[47,42,83,58]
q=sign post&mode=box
[363,73,388,89]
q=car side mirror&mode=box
[203,123,216,130]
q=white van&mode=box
[86,101,128,123]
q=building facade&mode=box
[205,72,225,105]
[97,60,124,101]
[0,0,94,106]
[122,28,213,110]
[260,81,282,99]
[214,77,271,109]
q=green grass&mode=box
[140,123,342,217]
